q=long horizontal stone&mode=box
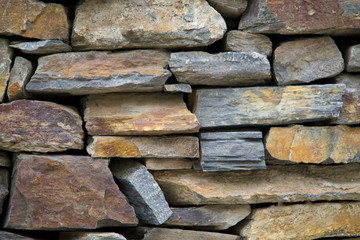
[0,231,35,240]
[4,154,138,230]
[10,40,72,55]
[239,202,360,240]
[83,93,199,135]
[143,158,193,170]
[7,56,33,101]
[26,50,171,95]
[238,0,360,35]
[0,100,84,152]
[60,232,127,240]
[192,84,345,128]
[153,164,360,205]
[208,0,247,19]
[72,0,226,50]
[87,136,199,159]
[345,44,360,72]
[164,84,192,94]
[169,51,271,86]
[0,168,9,216]
[266,125,360,164]
[0,38,13,103]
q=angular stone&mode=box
[0,38,13,102]
[4,154,138,230]
[143,158,193,170]
[87,136,199,159]
[274,36,344,85]
[0,168,9,215]
[72,0,226,50]
[26,50,171,95]
[0,0,70,41]
[111,159,172,225]
[345,44,360,72]
[60,232,127,240]
[164,84,192,93]
[7,56,33,101]
[200,130,266,171]
[169,51,271,86]
[192,84,345,128]
[238,0,360,35]
[223,30,273,57]
[0,151,10,167]
[164,205,251,230]
[10,40,71,55]
[153,164,360,205]
[0,100,84,152]
[0,231,35,240]
[207,0,247,19]
[83,93,199,135]
[240,202,360,240]
[266,125,360,164]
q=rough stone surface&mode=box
[345,44,360,72]
[0,0,70,41]
[164,84,192,93]
[223,30,272,57]
[240,202,360,240]
[0,100,84,152]
[169,51,271,86]
[0,151,10,167]
[200,130,266,171]
[83,93,199,135]
[192,84,345,128]
[153,164,360,205]
[87,136,199,159]
[26,50,171,95]
[0,168,9,215]
[7,56,33,101]
[143,158,193,170]
[10,40,71,55]
[4,154,138,230]
[0,38,13,103]
[164,205,251,230]
[111,159,172,225]
[0,231,35,240]
[72,0,226,50]
[266,125,360,164]
[238,0,360,35]
[207,0,247,18]
[274,36,344,85]
[60,232,127,240]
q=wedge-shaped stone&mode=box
[26,50,171,95]
[192,84,345,128]
[143,158,193,170]
[0,231,35,240]
[7,56,33,101]
[72,0,226,50]
[83,93,199,135]
[0,100,84,152]
[87,136,199,159]
[4,154,138,230]
[10,40,71,55]
[169,51,270,86]
[0,38,13,103]
[207,0,247,19]
[345,44,360,72]
[164,84,192,93]
[164,205,250,230]
[0,168,9,215]
[240,202,360,240]
[111,159,172,225]
[153,164,360,205]
[239,0,360,35]
[0,0,70,41]
[60,232,126,240]
[274,37,344,85]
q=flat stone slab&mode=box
[273,36,344,85]
[0,168,9,216]
[238,0,360,35]
[87,136,199,159]
[169,51,271,86]
[26,50,171,95]
[60,232,126,240]
[83,93,199,135]
[0,38,13,103]
[7,56,33,101]
[0,100,84,152]
[164,84,192,93]
[143,158,193,170]
[208,0,247,19]
[3,154,138,230]
[345,44,360,72]
[72,0,226,50]
[153,164,360,205]
[10,40,71,55]
[0,231,35,240]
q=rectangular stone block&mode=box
[345,44,360,72]
[143,158,193,170]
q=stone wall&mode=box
[0,0,359,239]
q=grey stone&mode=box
[0,38,13,102]
[110,159,172,225]
[207,0,247,19]
[223,30,273,57]
[0,152,10,167]
[345,44,360,72]
[0,231,35,240]
[169,51,271,86]
[10,40,71,55]
[0,168,9,215]
[164,84,192,93]
[60,232,127,240]
[7,56,33,101]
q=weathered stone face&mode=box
[239,0,360,35]
[207,0,247,19]
[0,168,9,216]
[26,50,171,95]
[0,100,84,152]
[164,84,192,94]
[345,44,360,72]
[4,154,138,230]
[72,0,227,50]
[143,158,193,170]
[7,56,33,101]
[0,38,13,103]
[10,40,72,55]
[0,231,35,240]
[60,232,127,240]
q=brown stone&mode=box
[0,152,10,167]
[207,0,247,19]
[0,100,84,152]
[143,158,193,170]
[83,93,199,135]
[7,56,33,101]
[87,136,199,159]
[3,154,138,230]
[0,0,70,41]
[0,168,9,215]
[153,164,360,205]
[0,38,13,102]
[239,202,360,240]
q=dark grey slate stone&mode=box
[10,40,71,55]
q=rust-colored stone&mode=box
[7,56,33,101]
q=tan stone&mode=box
[0,38,13,103]
[208,0,247,19]
[143,158,193,170]
[240,202,360,240]
[83,93,199,135]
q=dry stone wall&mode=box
[0,0,359,239]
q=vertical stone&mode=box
[0,168,9,216]
[7,56,33,101]
[345,44,360,72]
[0,38,13,102]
